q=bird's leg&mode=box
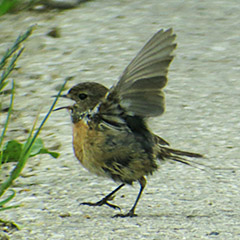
[113,176,146,218]
[81,184,125,210]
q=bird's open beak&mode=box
[52,94,72,111]
[53,106,72,111]
[52,94,69,99]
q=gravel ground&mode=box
[0,0,240,239]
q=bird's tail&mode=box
[154,135,204,169]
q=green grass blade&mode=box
[0,78,68,197]
[0,80,15,147]
[0,47,24,91]
[0,189,16,207]
[0,25,36,91]
[0,25,35,70]
[0,205,20,211]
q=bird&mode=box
[55,28,203,217]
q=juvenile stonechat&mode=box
[55,29,202,217]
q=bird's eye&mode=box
[78,93,88,100]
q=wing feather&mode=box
[98,28,177,120]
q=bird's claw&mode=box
[112,209,137,218]
[80,199,121,211]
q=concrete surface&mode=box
[0,0,240,239]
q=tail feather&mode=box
[161,146,203,158]
[156,143,205,170]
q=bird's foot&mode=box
[80,197,121,211]
[112,209,137,218]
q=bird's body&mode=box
[56,29,202,217]
[72,105,158,184]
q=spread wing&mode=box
[95,29,177,126]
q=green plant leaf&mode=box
[30,138,60,159]
[2,140,22,163]
[0,0,19,16]
[38,148,59,159]
[1,138,59,163]
[29,138,43,156]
